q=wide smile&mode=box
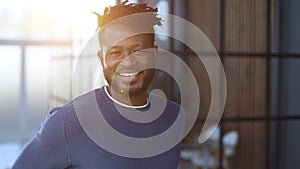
[118,72,140,77]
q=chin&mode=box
[114,81,147,95]
[105,69,154,95]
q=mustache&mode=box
[115,65,146,73]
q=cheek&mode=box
[140,58,155,68]
[105,58,122,70]
[135,54,155,64]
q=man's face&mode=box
[99,23,155,95]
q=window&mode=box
[159,0,300,169]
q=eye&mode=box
[132,50,144,56]
[108,50,121,57]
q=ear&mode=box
[97,50,104,65]
[153,45,158,60]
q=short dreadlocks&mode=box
[93,0,162,32]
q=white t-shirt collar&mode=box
[104,86,149,109]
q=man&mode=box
[12,1,184,169]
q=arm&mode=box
[12,109,71,169]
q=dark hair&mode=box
[93,0,162,32]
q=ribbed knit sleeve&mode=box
[12,108,71,169]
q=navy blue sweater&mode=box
[12,87,183,169]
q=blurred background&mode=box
[0,0,300,169]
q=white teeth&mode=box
[119,72,139,77]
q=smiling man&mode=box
[99,24,156,106]
[97,3,160,107]
[12,1,184,169]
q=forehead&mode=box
[100,23,153,49]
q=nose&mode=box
[120,51,137,68]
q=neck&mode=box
[106,86,148,106]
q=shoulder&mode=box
[46,88,103,135]
[50,88,102,115]
[48,87,105,127]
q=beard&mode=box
[103,67,154,96]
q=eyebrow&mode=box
[108,46,122,51]
[109,43,142,51]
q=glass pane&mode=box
[25,46,52,137]
[186,55,211,120]
[224,56,267,118]
[0,142,23,169]
[271,121,300,169]
[223,122,266,169]
[224,0,268,53]
[0,0,116,40]
[0,46,21,141]
[186,0,220,51]
[50,49,73,108]
[272,58,300,116]
[155,0,171,50]
[180,122,220,169]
